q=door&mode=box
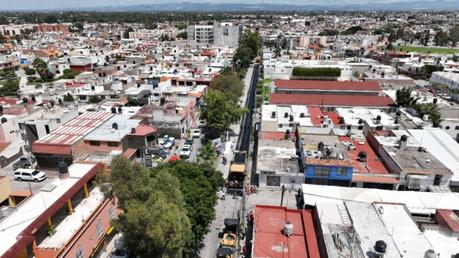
[433,174,443,186]
[22,172,32,181]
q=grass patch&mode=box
[263,86,270,101]
[396,45,459,55]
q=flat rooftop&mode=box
[274,80,381,91]
[269,93,395,108]
[383,145,452,175]
[84,115,141,142]
[301,184,459,215]
[252,205,321,258]
[38,187,105,249]
[0,163,99,257]
[257,139,299,174]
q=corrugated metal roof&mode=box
[32,112,113,154]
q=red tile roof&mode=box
[260,131,294,140]
[252,205,321,258]
[307,107,324,126]
[436,209,459,233]
[269,94,395,108]
[274,80,381,91]
[324,111,341,125]
[130,124,157,136]
[351,174,399,184]
[340,136,389,175]
[32,112,113,155]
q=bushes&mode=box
[292,67,341,78]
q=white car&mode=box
[191,129,201,138]
[13,169,47,182]
[179,144,192,159]
[162,137,176,149]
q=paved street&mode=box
[199,66,256,258]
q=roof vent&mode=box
[283,221,293,237]
[58,161,69,178]
[112,123,118,130]
[424,249,436,258]
[131,128,136,134]
[374,240,387,257]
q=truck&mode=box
[227,152,246,194]
[216,218,240,258]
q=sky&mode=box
[0,0,450,10]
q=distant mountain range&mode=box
[68,1,459,12]
[2,0,459,12]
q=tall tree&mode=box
[198,142,217,164]
[200,90,246,136]
[101,157,192,258]
[396,87,419,107]
[32,58,54,82]
[211,73,244,103]
[450,25,459,47]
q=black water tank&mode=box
[112,123,118,130]
[374,240,387,253]
[58,161,69,175]
[401,135,408,142]
[111,107,117,114]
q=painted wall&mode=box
[305,164,353,181]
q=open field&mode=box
[396,45,459,54]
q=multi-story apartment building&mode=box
[187,23,241,48]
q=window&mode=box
[357,126,364,130]
[45,125,50,134]
[76,247,84,258]
[314,167,330,177]
[109,206,116,220]
[89,141,100,146]
[96,219,104,238]
[107,142,119,147]
[336,167,347,176]
[455,126,459,130]
[266,176,281,186]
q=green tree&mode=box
[163,161,224,256]
[88,95,102,103]
[63,93,74,102]
[210,73,244,103]
[395,87,419,107]
[200,90,246,136]
[0,79,19,96]
[59,69,80,79]
[24,67,36,76]
[233,46,252,69]
[123,27,133,39]
[434,30,449,46]
[102,157,192,258]
[32,58,54,82]
[341,26,363,35]
[450,25,459,47]
[415,103,442,127]
[176,31,187,39]
[198,142,217,164]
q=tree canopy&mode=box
[210,73,244,103]
[200,90,246,136]
[32,58,54,82]
[101,157,223,257]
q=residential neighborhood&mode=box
[0,5,459,258]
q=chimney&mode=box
[58,161,69,179]
[399,135,408,150]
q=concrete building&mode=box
[0,162,116,258]
[301,184,459,258]
[257,139,302,187]
[187,23,241,48]
[431,71,459,90]
[251,205,324,258]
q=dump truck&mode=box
[227,152,246,193]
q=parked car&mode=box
[184,139,193,146]
[110,233,128,258]
[148,148,169,159]
[191,129,201,138]
[13,169,47,182]
[163,137,176,149]
[179,144,192,159]
[12,157,31,170]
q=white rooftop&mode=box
[38,187,105,249]
[0,163,97,257]
[301,184,459,215]
[336,107,396,127]
[84,115,141,142]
